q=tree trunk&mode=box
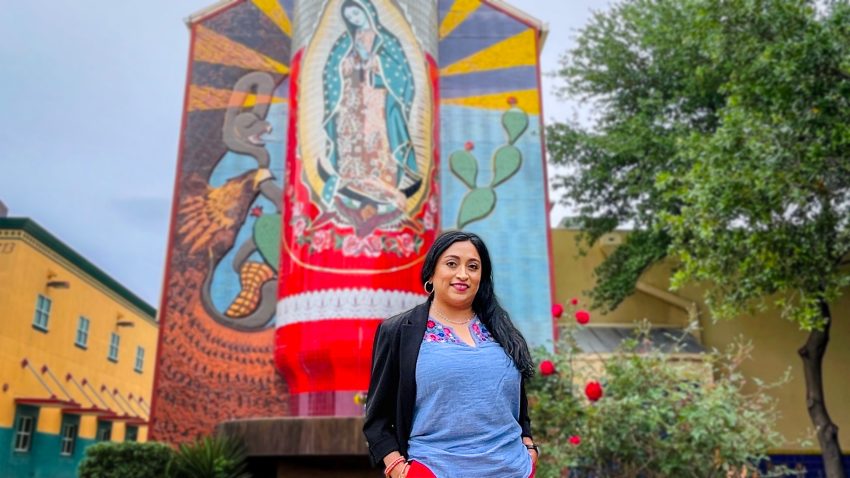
[797,299,845,478]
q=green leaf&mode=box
[491,145,522,187]
[253,214,281,272]
[457,188,496,228]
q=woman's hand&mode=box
[522,438,539,466]
[383,452,409,478]
[393,461,410,478]
[528,447,539,466]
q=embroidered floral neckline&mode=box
[423,316,494,346]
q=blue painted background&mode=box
[440,105,553,349]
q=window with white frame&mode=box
[108,333,120,362]
[125,425,138,442]
[60,422,77,456]
[75,316,90,348]
[14,415,35,452]
[96,422,112,441]
[134,346,145,373]
[33,294,52,331]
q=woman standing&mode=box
[364,231,539,477]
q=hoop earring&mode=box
[423,281,434,294]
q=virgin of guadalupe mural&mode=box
[298,0,434,240]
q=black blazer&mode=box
[362,301,534,466]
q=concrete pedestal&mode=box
[217,416,376,478]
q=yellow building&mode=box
[0,217,158,478]
[551,228,850,469]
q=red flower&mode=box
[585,380,603,401]
[507,96,517,105]
[464,141,475,151]
[570,298,579,306]
[539,360,556,376]
[551,303,564,318]
[568,435,581,446]
[575,309,591,325]
[427,320,435,328]
[250,206,264,217]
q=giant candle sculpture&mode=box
[275,0,439,416]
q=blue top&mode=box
[407,317,532,478]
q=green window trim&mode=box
[125,425,138,442]
[96,421,113,441]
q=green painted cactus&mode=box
[491,144,522,187]
[254,212,281,271]
[502,97,530,144]
[449,146,478,189]
[451,97,529,228]
[457,188,496,229]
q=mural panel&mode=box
[438,0,554,348]
[153,0,552,440]
[151,0,294,443]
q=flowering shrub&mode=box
[526,320,789,478]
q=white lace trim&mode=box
[276,288,426,326]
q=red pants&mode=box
[406,460,536,478]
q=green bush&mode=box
[527,322,791,478]
[166,435,251,478]
[78,441,174,478]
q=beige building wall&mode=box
[551,228,850,452]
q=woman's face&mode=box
[343,6,368,28]
[429,240,482,311]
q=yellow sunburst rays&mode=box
[188,25,290,111]
[439,0,481,40]
[251,0,293,37]
[439,28,541,114]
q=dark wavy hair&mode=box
[421,231,535,378]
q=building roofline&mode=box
[183,1,549,49]
[185,0,241,26]
[484,0,549,50]
[0,218,157,320]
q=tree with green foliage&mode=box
[547,0,849,475]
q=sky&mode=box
[0,0,604,307]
